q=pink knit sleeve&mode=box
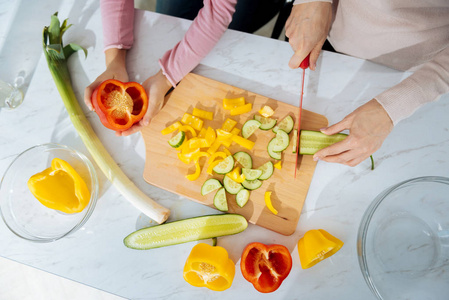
[375,46,449,125]
[100,0,135,51]
[159,0,237,87]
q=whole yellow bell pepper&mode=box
[27,158,90,214]
[183,243,235,291]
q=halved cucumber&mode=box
[212,155,235,174]
[272,115,294,134]
[214,187,228,211]
[299,130,347,155]
[223,176,244,195]
[233,151,252,169]
[272,129,289,152]
[201,178,222,196]
[242,179,262,190]
[254,115,277,130]
[242,168,263,180]
[242,119,261,139]
[168,131,185,148]
[258,161,274,180]
[236,189,250,208]
[267,138,282,160]
[123,213,247,249]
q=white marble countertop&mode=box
[1,1,448,299]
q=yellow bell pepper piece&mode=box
[221,118,237,132]
[297,229,344,269]
[226,167,246,183]
[207,140,222,155]
[197,127,207,138]
[258,105,275,117]
[274,161,282,170]
[192,107,214,120]
[192,151,210,162]
[188,138,209,149]
[230,103,252,116]
[231,135,255,150]
[264,191,278,215]
[209,151,227,164]
[186,161,202,181]
[223,97,245,110]
[230,127,240,136]
[207,159,223,175]
[161,121,182,135]
[205,126,216,146]
[179,125,197,138]
[27,158,90,214]
[216,129,233,140]
[181,113,204,131]
[222,147,232,156]
[183,243,235,291]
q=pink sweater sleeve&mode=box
[100,0,134,51]
[159,0,237,87]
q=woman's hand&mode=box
[285,2,332,70]
[117,70,173,136]
[313,99,394,166]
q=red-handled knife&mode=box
[294,54,310,178]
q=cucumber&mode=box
[236,189,250,208]
[242,119,261,139]
[213,187,228,211]
[223,176,244,195]
[299,130,347,155]
[168,131,185,148]
[212,155,235,174]
[272,115,294,134]
[123,214,247,250]
[292,129,298,153]
[267,138,282,160]
[258,161,274,180]
[201,178,222,196]
[233,151,252,169]
[242,168,263,180]
[254,115,277,130]
[272,129,289,152]
[242,179,263,190]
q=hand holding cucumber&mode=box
[313,99,393,167]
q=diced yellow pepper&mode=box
[205,127,216,146]
[226,167,246,183]
[161,121,182,135]
[216,129,233,140]
[186,161,201,181]
[264,191,278,215]
[207,140,222,155]
[221,118,237,132]
[231,135,255,150]
[209,151,228,164]
[230,103,252,116]
[258,105,275,118]
[223,97,245,110]
[274,161,282,170]
[179,125,197,138]
[230,127,240,136]
[181,113,204,131]
[222,147,232,156]
[188,138,209,149]
[197,128,207,138]
[221,138,233,148]
[192,108,214,120]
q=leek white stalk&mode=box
[43,13,170,223]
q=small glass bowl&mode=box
[358,176,449,300]
[0,143,98,242]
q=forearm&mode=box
[100,0,135,51]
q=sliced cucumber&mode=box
[123,214,247,250]
[212,155,235,174]
[168,131,185,148]
[267,138,282,160]
[242,119,261,139]
[272,129,290,152]
[233,151,252,169]
[236,189,250,208]
[223,176,244,195]
[242,179,263,190]
[201,178,222,196]
[258,161,274,180]
[299,130,347,155]
[272,115,294,134]
[242,168,263,181]
[292,129,298,153]
[254,115,277,130]
[213,187,228,211]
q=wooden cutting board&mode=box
[142,73,327,235]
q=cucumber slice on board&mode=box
[168,131,185,148]
[123,213,247,250]
[242,168,263,180]
[292,129,298,153]
[267,138,282,160]
[272,129,289,152]
[212,155,235,174]
[236,189,250,208]
[213,187,228,211]
[258,161,274,180]
[233,151,252,169]
[201,178,222,196]
[254,115,277,130]
[242,179,263,190]
[242,119,261,139]
[223,176,244,195]
[299,130,347,155]
[272,115,294,134]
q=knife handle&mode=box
[299,54,310,70]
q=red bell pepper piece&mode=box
[91,79,148,131]
[240,242,292,293]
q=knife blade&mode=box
[294,54,310,178]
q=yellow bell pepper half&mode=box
[27,158,91,214]
[297,229,344,269]
[183,243,235,291]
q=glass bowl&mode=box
[358,176,449,300]
[0,143,98,242]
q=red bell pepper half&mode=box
[240,242,292,293]
[91,79,148,131]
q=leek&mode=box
[42,13,170,223]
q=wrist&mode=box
[105,48,127,69]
